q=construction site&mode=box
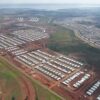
[0,29,100,100]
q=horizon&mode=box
[0,4,100,10]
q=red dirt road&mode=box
[18,76,36,100]
[0,55,36,100]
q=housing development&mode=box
[0,5,100,100]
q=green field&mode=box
[47,24,100,70]
[31,80,63,100]
[0,58,22,100]
[0,57,63,100]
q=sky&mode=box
[0,0,100,4]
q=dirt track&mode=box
[7,64,36,100]
[18,76,36,100]
[0,56,36,100]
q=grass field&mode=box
[31,80,63,100]
[0,57,63,100]
[47,24,100,69]
[0,58,22,100]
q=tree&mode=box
[12,96,15,100]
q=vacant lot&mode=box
[0,58,23,100]
[48,24,100,70]
[0,56,63,100]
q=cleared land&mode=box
[47,24,100,70]
[0,57,36,100]
[0,61,22,100]
[0,56,63,100]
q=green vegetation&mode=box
[0,58,22,100]
[47,24,100,69]
[0,57,63,100]
[31,79,64,100]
